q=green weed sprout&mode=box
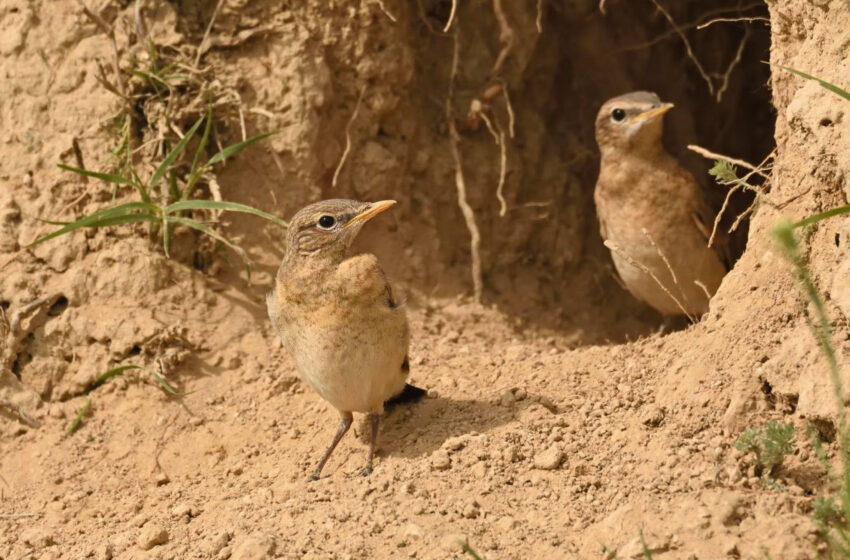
[28,106,285,271]
[735,421,796,475]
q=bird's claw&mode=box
[361,465,373,477]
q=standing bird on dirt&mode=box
[267,199,425,480]
[593,91,727,318]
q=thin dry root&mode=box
[0,398,42,429]
[443,0,457,32]
[446,29,483,303]
[536,0,544,32]
[687,144,766,175]
[449,121,484,304]
[714,27,749,102]
[649,0,714,96]
[605,239,696,324]
[332,86,367,189]
[194,0,225,67]
[496,128,508,217]
[709,183,742,247]
[374,0,397,22]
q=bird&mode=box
[267,199,425,480]
[593,91,727,319]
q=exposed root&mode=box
[332,86,367,189]
[604,239,696,324]
[687,145,768,176]
[599,0,608,15]
[502,84,516,139]
[536,0,544,32]
[374,0,397,22]
[447,30,483,304]
[443,0,458,32]
[491,0,516,78]
[496,127,508,217]
[697,16,769,29]
[730,196,759,233]
[714,26,750,102]
[648,0,715,96]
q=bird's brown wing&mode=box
[692,200,732,271]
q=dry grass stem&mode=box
[0,399,42,429]
[0,512,42,519]
[648,0,715,96]
[443,0,458,32]
[332,86,367,189]
[374,0,397,22]
[80,3,127,99]
[687,144,762,173]
[694,280,712,302]
[599,0,608,15]
[195,0,225,67]
[606,238,695,324]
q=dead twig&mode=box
[709,183,742,247]
[491,0,516,78]
[332,86,367,189]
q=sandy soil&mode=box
[1,0,849,559]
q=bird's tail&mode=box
[384,383,427,412]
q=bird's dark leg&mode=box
[310,412,353,481]
[362,413,381,476]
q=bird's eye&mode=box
[611,108,626,122]
[317,215,336,229]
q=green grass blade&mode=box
[206,132,276,166]
[793,205,850,229]
[775,64,850,102]
[639,529,654,560]
[165,200,288,227]
[67,399,91,434]
[86,364,141,393]
[57,163,133,185]
[460,542,483,560]
[26,202,160,247]
[182,103,215,201]
[149,116,205,191]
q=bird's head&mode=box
[595,91,673,155]
[284,199,397,262]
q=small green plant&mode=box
[29,108,285,270]
[461,542,484,560]
[736,420,796,476]
[67,399,91,435]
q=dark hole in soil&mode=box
[0,301,9,311]
[47,295,69,317]
[810,417,837,443]
[129,345,142,356]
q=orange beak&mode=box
[629,103,674,125]
[342,200,397,230]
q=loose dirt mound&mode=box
[1,0,848,559]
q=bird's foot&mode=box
[361,465,373,477]
[308,471,321,482]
